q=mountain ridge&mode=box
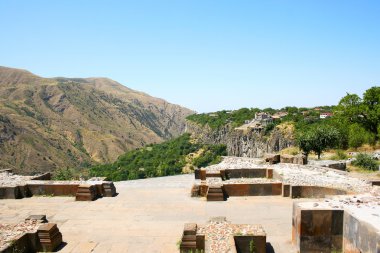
[0,66,194,174]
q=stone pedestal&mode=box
[75,185,97,201]
[37,223,63,252]
[102,182,117,197]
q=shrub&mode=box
[330,150,348,160]
[352,153,379,171]
[53,168,76,180]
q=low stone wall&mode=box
[224,168,267,179]
[0,181,117,200]
[27,183,79,196]
[223,183,282,197]
[1,232,39,253]
[290,185,348,199]
[0,186,31,199]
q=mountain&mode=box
[0,66,194,174]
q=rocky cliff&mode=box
[186,120,295,157]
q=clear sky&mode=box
[0,1,379,112]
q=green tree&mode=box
[296,125,340,159]
[348,123,376,149]
[336,87,380,136]
[362,87,380,135]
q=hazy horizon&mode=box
[1,1,379,112]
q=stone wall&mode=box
[186,120,295,158]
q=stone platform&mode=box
[0,174,296,253]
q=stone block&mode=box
[220,169,226,180]
[0,186,20,199]
[27,183,79,196]
[25,215,48,223]
[343,210,380,253]
[290,185,347,199]
[223,183,282,197]
[102,182,117,197]
[184,223,197,235]
[200,169,206,181]
[266,168,273,179]
[225,169,267,179]
[234,235,266,253]
[280,154,294,164]
[282,184,290,197]
[293,203,344,253]
[37,223,63,252]
[265,154,280,164]
[194,169,201,179]
[280,154,307,165]
[196,234,205,251]
[199,183,208,197]
[75,185,97,201]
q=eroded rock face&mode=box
[186,121,295,158]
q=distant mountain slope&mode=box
[0,66,194,174]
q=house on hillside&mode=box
[235,112,273,132]
[320,112,333,119]
[272,111,288,119]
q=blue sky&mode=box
[1,1,379,112]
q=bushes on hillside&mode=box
[89,134,227,181]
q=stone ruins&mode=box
[185,156,380,252]
[1,155,379,252]
[0,170,117,252]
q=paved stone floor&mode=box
[0,174,296,253]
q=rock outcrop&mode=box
[186,120,295,158]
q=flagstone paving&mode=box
[0,174,296,253]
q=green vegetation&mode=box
[249,239,256,253]
[296,125,340,159]
[330,150,348,160]
[186,108,261,129]
[187,87,380,156]
[348,124,376,149]
[89,134,227,181]
[352,153,379,171]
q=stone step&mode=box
[208,188,223,193]
[183,223,197,235]
[180,241,196,248]
[182,235,196,241]
[207,194,224,201]
[206,172,221,178]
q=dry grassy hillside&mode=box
[0,66,194,174]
